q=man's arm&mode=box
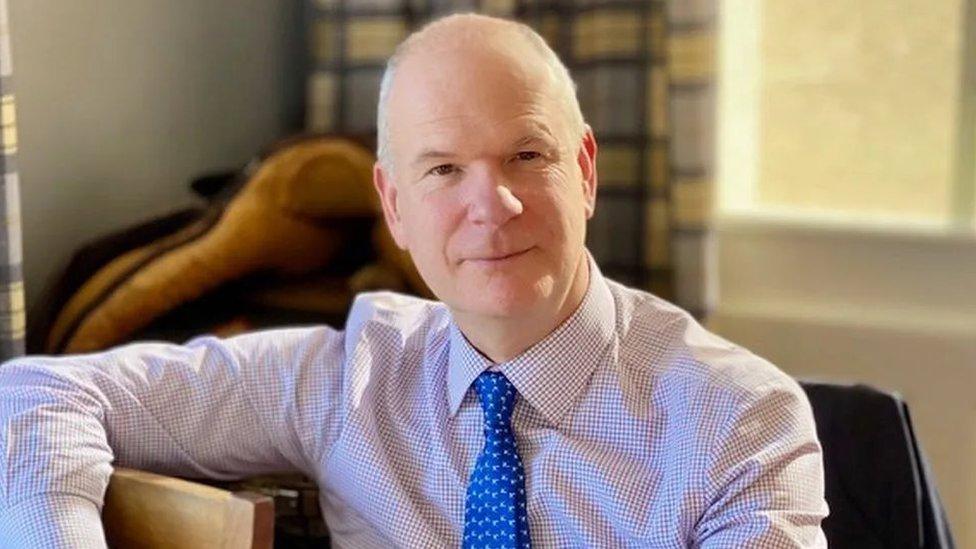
[0,326,346,548]
[693,381,829,548]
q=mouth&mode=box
[463,247,534,265]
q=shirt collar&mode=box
[446,254,617,426]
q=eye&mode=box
[427,164,458,177]
[514,151,541,162]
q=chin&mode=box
[468,295,538,318]
[455,275,552,318]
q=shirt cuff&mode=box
[0,494,107,549]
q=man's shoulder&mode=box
[607,280,803,408]
[345,290,450,345]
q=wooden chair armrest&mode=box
[103,468,274,549]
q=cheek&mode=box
[528,175,587,238]
[400,192,462,252]
[551,194,585,242]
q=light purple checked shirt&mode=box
[0,259,828,547]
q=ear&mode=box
[576,125,599,219]
[373,162,408,249]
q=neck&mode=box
[453,253,591,363]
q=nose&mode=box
[463,165,524,227]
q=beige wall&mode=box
[9,0,304,311]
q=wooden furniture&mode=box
[102,468,274,549]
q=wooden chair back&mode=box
[102,468,274,549]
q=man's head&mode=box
[373,13,598,324]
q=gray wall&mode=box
[9,0,305,313]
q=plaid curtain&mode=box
[0,0,24,358]
[305,0,715,317]
[666,1,715,318]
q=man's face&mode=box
[375,42,597,319]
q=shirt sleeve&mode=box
[0,325,347,549]
[693,380,830,548]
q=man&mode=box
[0,13,828,548]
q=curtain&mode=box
[0,0,25,358]
[304,0,715,318]
[666,1,716,319]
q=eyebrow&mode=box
[409,126,560,168]
[513,120,560,148]
[513,134,554,149]
[411,149,456,168]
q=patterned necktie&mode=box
[463,371,532,548]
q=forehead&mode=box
[388,44,566,150]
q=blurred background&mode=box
[713,2,975,546]
[2,0,973,545]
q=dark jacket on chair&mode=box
[800,382,954,549]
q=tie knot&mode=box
[473,371,517,427]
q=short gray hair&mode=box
[375,14,586,177]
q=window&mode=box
[718,0,976,231]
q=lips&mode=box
[463,247,533,263]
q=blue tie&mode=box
[463,371,532,549]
